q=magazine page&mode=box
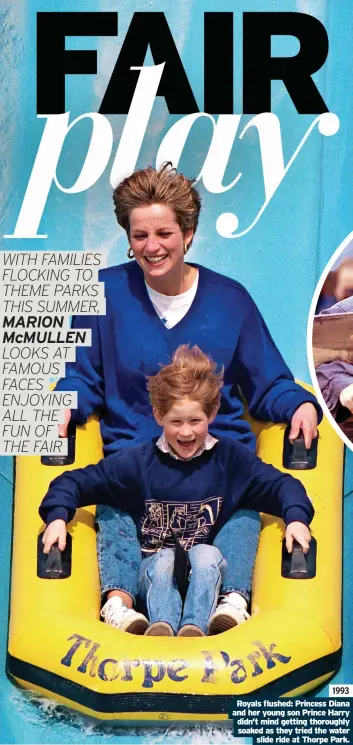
[1,1,352,744]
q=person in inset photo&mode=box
[313,240,353,440]
[316,240,353,313]
[315,296,353,433]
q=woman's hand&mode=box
[286,521,311,554]
[58,408,71,438]
[339,383,353,413]
[289,402,318,449]
[42,519,67,554]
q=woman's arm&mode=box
[235,295,321,445]
[55,314,105,426]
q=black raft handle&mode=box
[281,537,317,579]
[282,426,318,470]
[37,532,72,579]
[41,422,76,467]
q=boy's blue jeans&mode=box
[138,545,225,634]
[96,506,260,606]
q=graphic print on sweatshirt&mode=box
[139,497,222,554]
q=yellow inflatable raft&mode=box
[7,388,343,723]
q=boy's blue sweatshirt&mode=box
[39,438,314,555]
[55,262,321,454]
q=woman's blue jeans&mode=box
[138,545,225,634]
[96,506,260,605]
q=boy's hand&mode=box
[286,521,311,554]
[58,408,71,438]
[42,519,67,554]
[289,402,318,449]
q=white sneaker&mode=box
[101,596,149,635]
[208,592,250,635]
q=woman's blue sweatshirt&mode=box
[55,262,321,454]
[39,438,314,555]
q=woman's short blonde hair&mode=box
[147,345,223,417]
[113,163,201,238]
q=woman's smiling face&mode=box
[129,204,193,285]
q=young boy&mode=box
[41,346,313,638]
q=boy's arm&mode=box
[235,295,322,444]
[230,444,314,528]
[39,451,141,527]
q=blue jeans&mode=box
[96,506,260,604]
[213,509,260,602]
[96,505,142,600]
[138,545,225,634]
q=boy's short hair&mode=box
[147,345,224,417]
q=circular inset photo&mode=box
[309,231,353,448]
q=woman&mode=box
[55,164,320,634]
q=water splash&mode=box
[6,687,237,744]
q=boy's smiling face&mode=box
[154,398,216,460]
